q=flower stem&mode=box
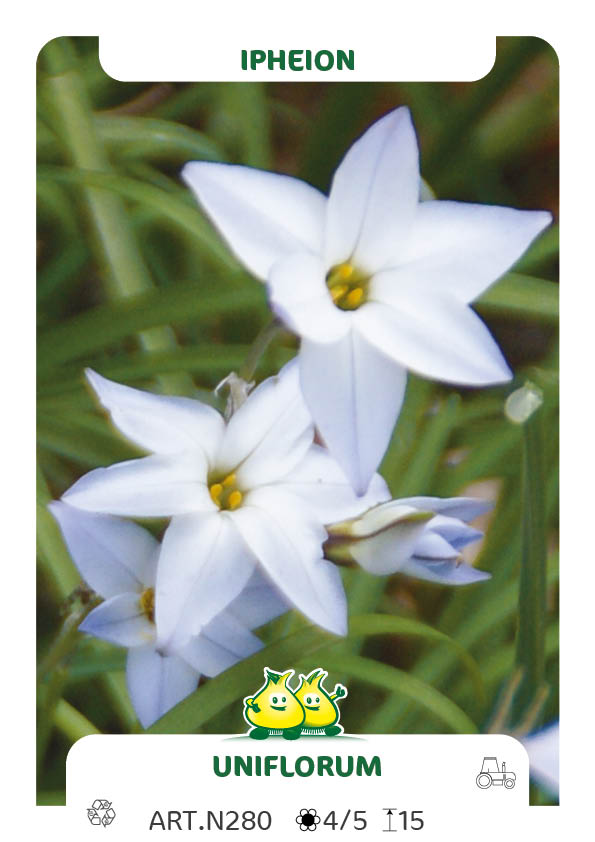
[506,382,548,725]
[53,699,101,740]
[37,462,79,601]
[37,594,100,683]
[37,667,68,776]
[238,318,282,382]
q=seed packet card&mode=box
[28,13,567,840]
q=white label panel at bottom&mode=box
[67,734,529,840]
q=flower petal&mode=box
[356,295,512,385]
[396,200,553,303]
[181,613,263,677]
[155,511,256,649]
[400,556,491,585]
[335,501,424,537]
[48,502,157,596]
[126,645,199,729]
[80,593,155,647]
[413,530,460,560]
[349,514,431,575]
[299,329,407,494]
[86,368,224,464]
[225,569,289,629]
[325,107,419,273]
[428,514,483,550]
[217,360,314,488]
[230,490,347,636]
[182,162,326,280]
[62,452,213,517]
[396,496,492,522]
[267,252,350,343]
[281,444,390,523]
[203,612,264,659]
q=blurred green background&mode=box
[37,36,559,805]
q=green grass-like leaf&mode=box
[477,272,558,322]
[38,165,237,272]
[330,653,477,734]
[37,285,267,371]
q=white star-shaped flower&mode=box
[49,502,288,728]
[182,106,551,493]
[60,362,388,647]
[326,495,492,585]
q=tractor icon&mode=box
[476,757,516,789]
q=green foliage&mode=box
[37,37,559,805]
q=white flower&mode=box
[60,362,388,646]
[325,496,491,585]
[49,502,287,728]
[522,722,559,798]
[182,106,552,493]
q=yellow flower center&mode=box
[139,587,155,623]
[209,472,244,511]
[326,262,369,311]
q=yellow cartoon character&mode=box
[295,669,347,736]
[243,668,304,740]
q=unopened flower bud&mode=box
[325,496,492,586]
[325,502,433,574]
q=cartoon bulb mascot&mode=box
[294,669,347,736]
[244,669,304,740]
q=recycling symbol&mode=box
[87,799,116,826]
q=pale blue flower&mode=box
[49,501,288,727]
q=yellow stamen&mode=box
[139,587,155,623]
[330,283,348,302]
[336,263,354,280]
[326,262,369,311]
[209,473,244,511]
[345,287,364,308]
[228,490,243,510]
[209,483,223,504]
